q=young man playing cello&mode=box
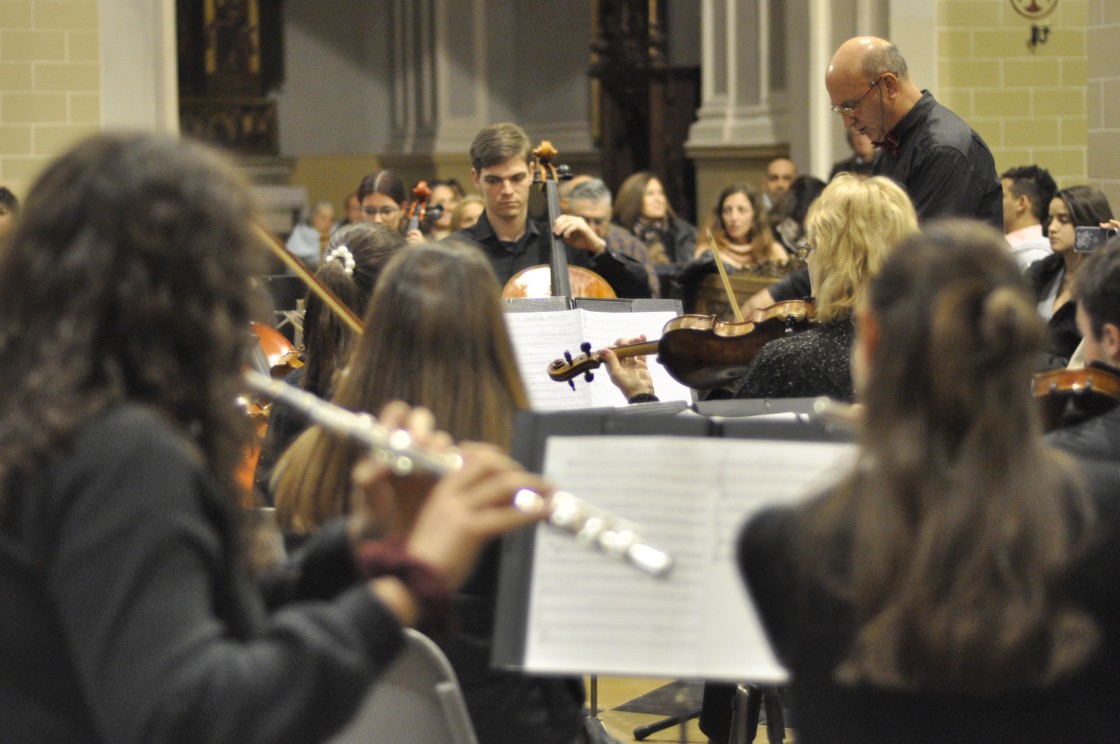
[448,122,650,299]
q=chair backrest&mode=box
[327,629,478,744]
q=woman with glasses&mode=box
[1027,185,1114,369]
[356,168,423,243]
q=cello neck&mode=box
[533,141,572,299]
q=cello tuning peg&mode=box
[585,372,594,382]
[564,350,573,363]
[580,341,592,354]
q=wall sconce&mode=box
[1029,24,1051,51]
[1010,0,1057,52]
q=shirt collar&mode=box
[474,210,538,243]
[879,90,935,156]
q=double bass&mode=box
[501,141,616,300]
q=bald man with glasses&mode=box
[744,36,1002,314]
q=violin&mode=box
[404,180,444,236]
[500,141,616,300]
[1032,365,1120,432]
[250,321,304,379]
[549,299,816,390]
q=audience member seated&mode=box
[735,219,1120,744]
[340,190,362,226]
[1047,237,1120,460]
[448,195,485,232]
[770,175,827,254]
[0,186,18,243]
[255,222,406,500]
[567,178,660,297]
[1002,164,1057,270]
[828,129,877,180]
[271,241,593,744]
[760,157,797,213]
[1027,185,1114,369]
[672,183,789,313]
[285,200,338,268]
[613,170,697,267]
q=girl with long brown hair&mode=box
[737,220,1119,743]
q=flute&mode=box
[244,371,674,578]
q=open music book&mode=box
[503,306,694,411]
[495,429,856,682]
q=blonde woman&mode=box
[604,174,919,402]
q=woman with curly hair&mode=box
[0,132,545,744]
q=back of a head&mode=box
[338,240,528,447]
[1074,237,1120,339]
[0,132,260,502]
[0,186,18,213]
[805,174,919,322]
[1001,165,1057,225]
[470,122,531,172]
[301,222,407,396]
[820,220,1099,695]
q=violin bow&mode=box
[706,228,744,322]
[252,223,365,335]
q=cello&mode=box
[404,180,444,236]
[501,141,616,299]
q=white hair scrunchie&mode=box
[325,244,356,277]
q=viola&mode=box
[500,141,616,300]
[548,299,816,390]
[404,180,444,236]
[1032,365,1120,432]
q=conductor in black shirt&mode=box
[449,123,651,299]
[746,36,1003,312]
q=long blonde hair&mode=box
[272,241,528,535]
[805,174,918,323]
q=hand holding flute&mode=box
[247,370,674,578]
[350,402,551,626]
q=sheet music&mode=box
[522,436,856,681]
[503,308,692,411]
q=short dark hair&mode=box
[1074,238,1120,339]
[0,187,18,213]
[469,123,531,172]
[1001,165,1057,224]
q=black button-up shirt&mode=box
[448,211,651,298]
[872,90,1003,231]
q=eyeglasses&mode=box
[831,78,881,117]
[362,205,399,218]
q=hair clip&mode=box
[325,245,356,276]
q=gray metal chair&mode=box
[328,629,478,744]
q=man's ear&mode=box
[1100,322,1120,366]
[470,168,480,191]
[1016,194,1032,219]
[879,72,899,99]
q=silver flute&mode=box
[243,371,674,578]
